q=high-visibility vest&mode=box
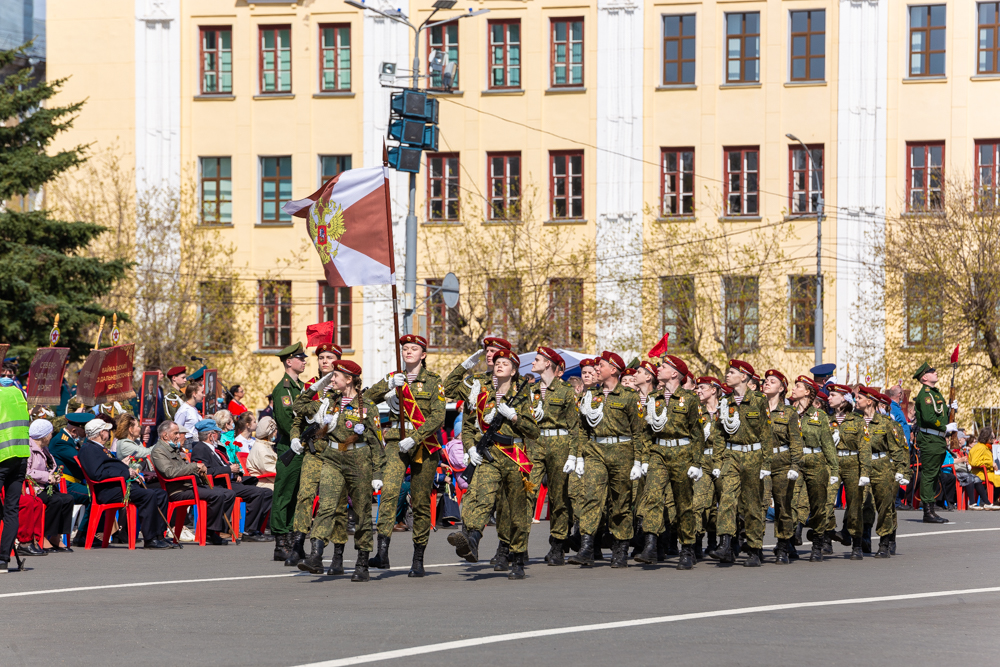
[0,386,30,462]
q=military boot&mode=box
[861,523,873,554]
[283,532,306,567]
[693,533,704,561]
[351,551,370,582]
[822,530,836,554]
[544,535,555,563]
[273,533,289,562]
[609,540,629,568]
[447,529,482,563]
[706,532,718,555]
[297,538,326,574]
[922,502,947,524]
[836,525,853,546]
[792,522,804,546]
[634,533,658,564]
[630,518,645,559]
[888,531,897,555]
[327,543,345,575]
[656,531,666,562]
[665,525,679,556]
[408,543,426,577]
[491,541,509,567]
[743,548,762,567]
[809,537,824,562]
[774,539,790,564]
[547,538,565,566]
[508,553,526,580]
[568,522,582,552]
[368,533,391,569]
[709,534,735,563]
[874,535,890,559]
[493,545,510,572]
[676,544,694,570]
[787,539,800,561]
[850,535,864,561]
[568,534,595,567]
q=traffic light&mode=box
[385,89,440,173]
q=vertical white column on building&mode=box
[836,0,887,376]
[362,2,410,379]
[595,0,644,355]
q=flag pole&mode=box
[383,142,407,440]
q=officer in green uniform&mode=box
[0,378,31,571]
[824,383,872,560]
[693,376,727,559]
[269,342,307,562]
[162,366,187,421]
[912,361,953,524]
[364,334,445,577]
[707,359,775,567]
[858,388,910,557]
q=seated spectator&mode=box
[937,449,957,509]
[213,409,238,461]
[48,412,94,546]
[173,383,203,447]
[969,427,1000,507]
[954,446,995,509]
[151,420,236,546]
[245,417,277,490]
[227,385,248,417]
[234,412,257,454]
[114,413,153,463]
[26,419,75,552]
[16,492,45,557]
[78,419,174,549]
[190,419,272,542]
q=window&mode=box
[320,155,352,185]
[259,26,291,93]
[551,18,583,87]
[663,15,696,85]
[906,273,943,346]
[661,148,695,216]
[319,284,352,348]
[909,5,946,77]
[200,157,232,224]
[424,279,460,349]
[550,151,584,219]
[488,277,521,341]
[489,20,521,89]
[259,280,292,349]
[979,3,1000,74]
[976,140,1000,206]
[488,152,521,220]
[725,12,760,83]
[789,145,824,214]
[788,275,816,348]
[200,27,232,94]
[319,24,351,92]
[548,278,583,348]
[260,156,292,223]
[660,275,695,349]
[199,282,234,352]
[428,24,459,90]
[724,147,759,216]
[724,275,759,351]
[426,153,460,221]
[907,142,944,212]
[789,10,825,81]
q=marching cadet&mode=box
[761,370,804,564]
[620,368,638,390]
[364,334,445,577]
[856,387,909,558]
[568,351,649,569]
[824,384,872,560]
[269,342,308,564]
[579,358,598,394]
[447,349,539,580]
[911,361,954,524]
[693,377,727,558]
[300,360,384,582]
[163,366,187,420]
[789,376,838,562]
[707,360,775,567]
[878,391,908,555]
[520,347,580,567]
[634,355,705,570]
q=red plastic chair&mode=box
[22,481,46,542]
[74,456,137,550]
[206,472,244,540]
[154,470,207,546]
[237,452,249,472]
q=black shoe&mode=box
[72,532,86,548]
[243,532,270,543]
[805,528,818,543]
[17,542,46,556]
[490,541,509,567]
[327,543,345,576]
[677,545,694,570]
[273,533,289,562]
[255,531,275,542]
[284,532,305,565]
[493,546,510,572]
[635,532,658,564]
[743,548,762,567]
[888,532,897,556]
[547,538,565,566]
[568,522,581,552]
[708,534,733,563]
[48,545,74,553]
[706,532,717,555]
[850,535,864,561]
[861,524,873,554]
[809,540,824,562]
[610,539,629,568]
[508,552,525,580]
[792,523,803,546]
[298,538,326,574]
[774,540,790,564]
[874,536,891,558]
[447,529,481,563]
[922,504,947,524]
[207,531,230,546]
[693,534,704,561]
[0,560,8,574]
[142,538,171,550]
[408,543,426,577]
[568,534,595,567]
[836,526,853,546]
[665,526,679,556]
[351,551,370,582]
[368,534,391,569]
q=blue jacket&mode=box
[890,400,911,449]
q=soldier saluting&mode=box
[911,361,955,524]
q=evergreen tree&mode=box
[0,44,128,368]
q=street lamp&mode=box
[786,132,824,367]
[346,0,489,334]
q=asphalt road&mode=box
[3,508,998,667]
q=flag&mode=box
[951,344,960,364]
[648,333,669,358]
[283,166,395,287]
[306,321,336,348]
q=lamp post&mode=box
[345,0,489,334]
[786,133,824,366]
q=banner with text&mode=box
[76,344,136,405]
[27,347,69,407]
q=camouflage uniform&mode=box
[365,366,446,546]
[290,387,348,544]
[693,408,725,535]
[797,405,838,535]
[826,412,873,538]
[766,404,804,541]
[866,413,909,537]
[525,377,581,541]
[163,389,183,421]
[270,373,304,536]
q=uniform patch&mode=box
[281,395,291,406]
[746,411,760,418]
[925,397,931,404]
[345,420,354,429]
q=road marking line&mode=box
[897,526,1000,538]
[291,586,1000,667]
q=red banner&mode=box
[27,347,69,407]
[76,344,135,405]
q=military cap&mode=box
[601,350,625,371]
[638,360,658,377]
[697,376,723,390]
[795,375,821,392]
[729,359,755,377]
[482,337,512,351]
[194,418,222,433]
[809,363,837,382]
[166,366,186,378]
[65,412,95,426]
[536,346,564,368]
[685,371,695,385]
[334,360,362,376]
[399,334,428,349]
[662,354,689,377]
[827,383,853,396]
[721,384,734,396]
[764,369,788,389]
[276,342,307,361]
[875,390,893,406]
[856,385,880,401]
[912,360,934,381]
[579,358,597,368]
[621,368,638,377]
[493,349,520,366]
[188,366,206,382]
[315,343,343,358]
[815,388,829,404]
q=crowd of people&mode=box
[0,336,997,580]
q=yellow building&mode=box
[46,0,1000,391]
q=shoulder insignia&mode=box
[281,395,292,407]
[438,384,446,401]
[283,378,291,389]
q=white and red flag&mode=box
[283,166,396,286]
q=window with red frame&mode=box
[426,153,459,221]
[548,278,583,348]
[907,142,944,211]
[488,152,521,220]
[259,25,291,93]
[976,140,1000,206]
[319,24,351,92]
[661,148,694,216]
[319,283,351,348]
[724,147,759,216]
[489,20,521,89]
[789,145,824,214]
[259,280,292,349]
[979,3,1000,74]
[200,27,232,94]
[428,24,458,90]
[551,18,583,87]
[550,151,583,219]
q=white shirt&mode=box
[235,434,255,453]
[174,403,202,444]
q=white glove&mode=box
[832,430,841,446]
[311,371,335,394]
[462,452,470,468]
[759,469,771,480]
[468,448,483,467]
[290,438,304,455]
[787,469,800,481]
[372,479,383,492]
[496,403,517,421]
[859,476,870,487]
[575,457,585,478]
[712,468,721,479]
[353,423,365,435]
[641,462,649,475]
[950,400,958,413]
[945,422,958,434]
[390,373,407,388]
[461,349,484,370]
[563,455,577,474]
[384,389,400,412]
[398,436,416,453]
[687,466,703,481]
[629,460,643,481]
[894,472,905,484]
[829,476,839,485]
